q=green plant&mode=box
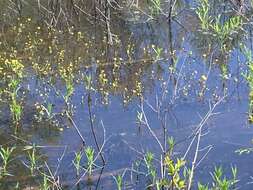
[196,0,211,30]
[196,0,242,47]
[84,74,94,91]
[167,136,175,156]
[149,0,162,16]
[26,145,39,176]
[212,166,237,189]
[198,183,209,190]
[59,63,75,103]
[34,102,56,123]
[211,15,242,46]
[40,173,51,190]
[220,63,229,80]
[0,146,15,176]
[164,155,186,189]
[8,79,22,125]
[113,174,123,190]
[62,76,74,103]
[84,147,95,176]
[45,103,53,119]
[144,151,156,184]
[73,151,83,176]
[136,111,143,124]
[241,45,253,122]
[152,45,163,61]
[198,166,238,190]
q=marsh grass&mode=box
[40,173,51,190]
[0,146,15,177]
[113,174,123,190]
[25,145,39,176]
[198,166,238,190]
[149,0,162,16]
[196,0,211,30]
[241,45,253,122]
[73,151,83,176]
[84,146,95,177]
[144,152,157,185]
[6,78,23,126]
[0,53,25,127]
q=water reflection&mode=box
[0,0,253,189]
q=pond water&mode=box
[0,0,253,189]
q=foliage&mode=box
[198,166,238,190]
[196,0,211,30]
[241,45,253,122]
[0,146,15,176]
[84,147,95,176]
[73,151,83,176]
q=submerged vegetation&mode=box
[0,0,253,189]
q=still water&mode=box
[0,0,253,189]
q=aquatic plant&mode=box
[84,146,95,176]
[142,149,187,189]
[35,102,54,122]
[196,0,243,53]
[144,151,156,184]
[241,46,253,122]
[167,136,175,156]
[211,15,242,48]
[4,59,24,79]
[196,0,211,30]
[65,77,75,102]
[3,58,24,126]
[0,146,15,176]
[26,145,39,176]
[9,97,22,125]
[40,173,51,190]
[83,74,93,91]
[198,166,238,190]
[149,0,162,16]
[113,174,124,190]
[152,45,163,61]
[73,151,83,176]
[164,155,186,189]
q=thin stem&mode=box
[87,93,105,165]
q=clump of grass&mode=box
[2,57,25,126]
[4,78,23,126]
[65,76,74,102]
[84,146,95,177]
[58,62,75,104]
[113,174,123,190]
[152,45,163,61]
[167,136,175,156]
[144,151,156,184]
[40,173,51,190]
[0,146,15,177]
[149,0,162,16]
[211,15,242,48]
[196,0,211,30]
[241,45,253,122]
[73,151,83,176]
[198,166,238,190]
[196,0,242,39]
[24,145,40,176]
